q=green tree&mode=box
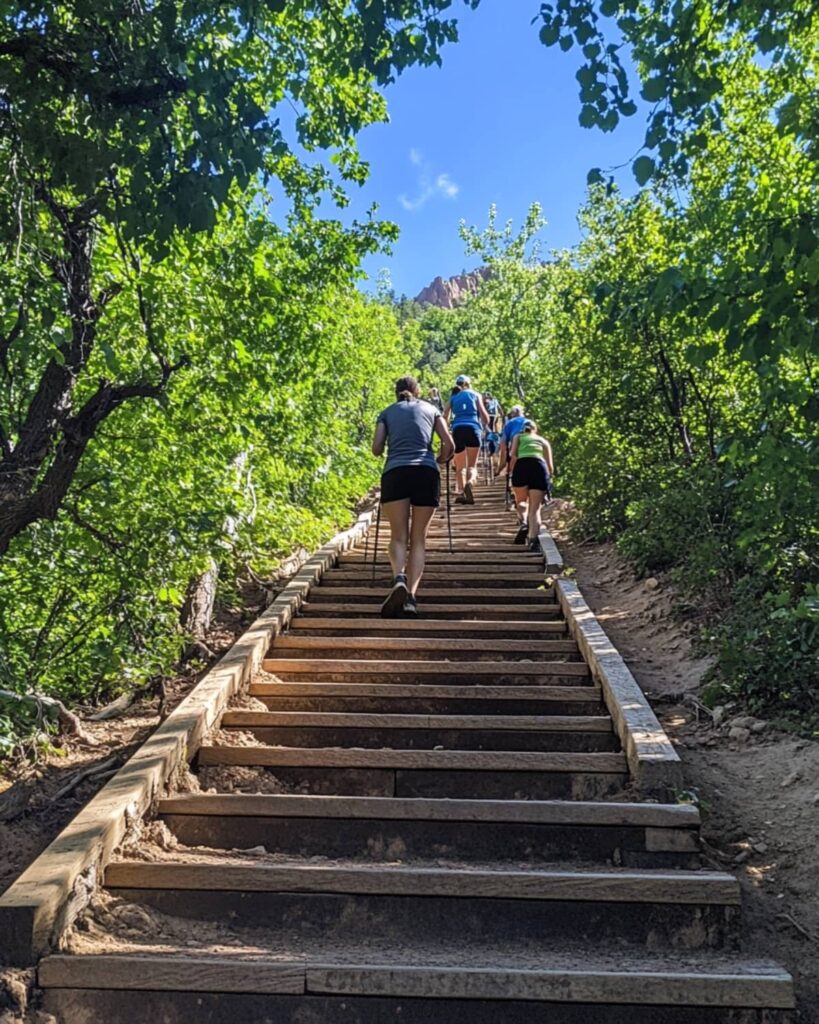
[0,0,479,554]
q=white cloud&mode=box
[398,154,460,212]
[436,173,459,199]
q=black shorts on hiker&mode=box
[453,425,481,452]
[381,465,441,507]
[512,456,550,491]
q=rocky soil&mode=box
[547,500,818,1023]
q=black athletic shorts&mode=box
[512,456,550,491]
[381,465,441,507]
[453,425,481,452]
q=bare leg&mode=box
[454,450,467,494]
[406,505,436,595]
[383,499,410,577]
[527,489,546,540]
[465,445,480,486]
[512,485,529,524]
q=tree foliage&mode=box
[0,0,479,555]
[0,204,415,726]
[0,0,475,749]
[436,63,818,720]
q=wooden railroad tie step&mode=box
[197,746,627,772]
[97,866,738,947]
[157,793,701,828]
[297,588,558,602]
[102,860,740,905]
[247,682,605,716]
[297,605,564,621]
[221,712,612,732]
[286,618,566,636]
[158,794,701,864]
[38,952,795,1009]
[249,682,601,701]
[220,711,618,752]
[272,636,579,655]
[318,573,547,586]
[261,659,589,678]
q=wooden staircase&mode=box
[37,478,795,1022]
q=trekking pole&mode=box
[445,461,454,553]
[371,501,382,582]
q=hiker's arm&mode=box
[476,395,490,428]
[543,439,554,477]
[434,416,455,464]
[442,399,452,422]
[509,434,520,471]
[497,434,509,471]
[372,421,387,457]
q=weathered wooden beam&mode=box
[553,573,683,796]
[0,509,375,966]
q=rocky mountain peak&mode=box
[414,267,490,309]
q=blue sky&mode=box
[341,0,648,299]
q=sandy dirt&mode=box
[0,610,251,900]
[547,500,819,1023]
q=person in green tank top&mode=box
[510,420,554,552]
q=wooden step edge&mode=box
[261,659,590,676]
[195,747,628,773]
[248,683,603,700]
[157,793,700,828]
[0,507,379,967]
[220,712,613,732]
[555,577,683,798]
[300,603,563,614]
[288,618,565,626]
[307,963,795,1008]
[38,954,795,1008]
[273,637,579,651]
[103,861,740,905]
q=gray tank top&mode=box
[377,400,439,474]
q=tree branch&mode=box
[0,300,26,381]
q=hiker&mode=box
[483,391,504,433]
[497,405,529,539]
[427,386,443,412]
[372,375,454,617]
[443,374,490,504]
[509,420,554,552]
[481,423,501,476]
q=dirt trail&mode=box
[547,500,819,1023]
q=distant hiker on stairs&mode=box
[509,420,554,552]
[443,374,490,505]
[372,376,454,618]
[498,404,529,539]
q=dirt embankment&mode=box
[547,501,819,1023]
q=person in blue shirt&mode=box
[482,392,504,432]
[372,375,454,617]
[497,405,529,542]
[442,374,490,504]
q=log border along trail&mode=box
[0,477,795,1022]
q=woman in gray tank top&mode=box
[372,376,454,617]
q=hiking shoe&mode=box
[528,538,541,553]
[381,575,409,618]
[463,481,475,504]
[513,524,528,545]
[402,594,418,617]
[454,494,468,504]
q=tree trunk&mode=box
[180,558,219,640]
[0,195,176,558]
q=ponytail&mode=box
[395,375,420,402]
